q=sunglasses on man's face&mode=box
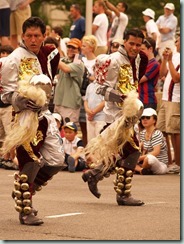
[141,116,151,120]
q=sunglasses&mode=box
[141,116,151,120]
[111,44,120,48]
[67,45,77,50]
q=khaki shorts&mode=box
[156,101,180,134]
[10,6,31,35]
[54,105,80,129]
[0,106,13,144]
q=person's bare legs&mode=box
[1,36,11,46]
[165,134,173,165]
[171,133,180,167]
[10,34,18,49]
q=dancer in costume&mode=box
[82,28,148,206]
[0,17,66,225]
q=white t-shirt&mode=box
[93,13,109,46]
[82,57,96,76]
[110,11,128,42]
[145,19,161,49]
[62,136,83,155]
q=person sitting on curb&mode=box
[62,121,87,172]
[135,108,168,175]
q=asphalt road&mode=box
[0,168,180,241]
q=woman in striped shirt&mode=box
[135,108,168,175]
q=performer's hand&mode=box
[11,91,42,113]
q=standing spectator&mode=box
[138,37,160,110]
[79,34,98,146]
[0,0,11,46]
[62,122,86,172]
[82,28,147,205]
[0,17,66,225]
[69,4,85,40]
[156,34,180,174]
[84,79,106,143]
[104,0,128,44]
[53,38,84,127]
[135,108,168,175]
[9,0,34,49]
[92,0,109,56]
[156,3,178,59]
[51,26,70,57]
[45,24,51,38]
[142,8,160,57]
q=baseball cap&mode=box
[29,74,51,85]
[67,38,81,49]
[142,8,155,19]
[64,122,78,131]
[52,113,62,123]
[164,3,175,10]
[141,108,157,117]
[112,38,124,45]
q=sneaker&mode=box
[167,164,180,174]
[67,156,76,172]
[1,160,18,170]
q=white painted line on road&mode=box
[8,174,16,177]
[145,202,166,205]
[45,212,84,218]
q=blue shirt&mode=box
[70,17,85,40]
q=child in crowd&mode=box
[52,112,65,137]
[0,45,14,58]
[135,108,168,175]
[62,122,87,172]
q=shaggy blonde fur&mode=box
[1,78,47,156]
[84,91,143,173]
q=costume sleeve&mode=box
[0,57,19,104]
[94,54,124,102]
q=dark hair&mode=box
[121,2,128,12]
[22,16,46,35]
[143,37,156,52]
[44,37,59,48]
[124,28,145,41]
[0,45,14,54]
[71,4,82,13]
[52,26,63,38]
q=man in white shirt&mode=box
[92,1,109,56]
[142,8,160,56]
[104,0,128,44]
[156,3,178,59]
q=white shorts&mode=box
[147,154,168,175]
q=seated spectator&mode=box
[52,112,64,136]
[62,122,87,172]
[135,108,168,175]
